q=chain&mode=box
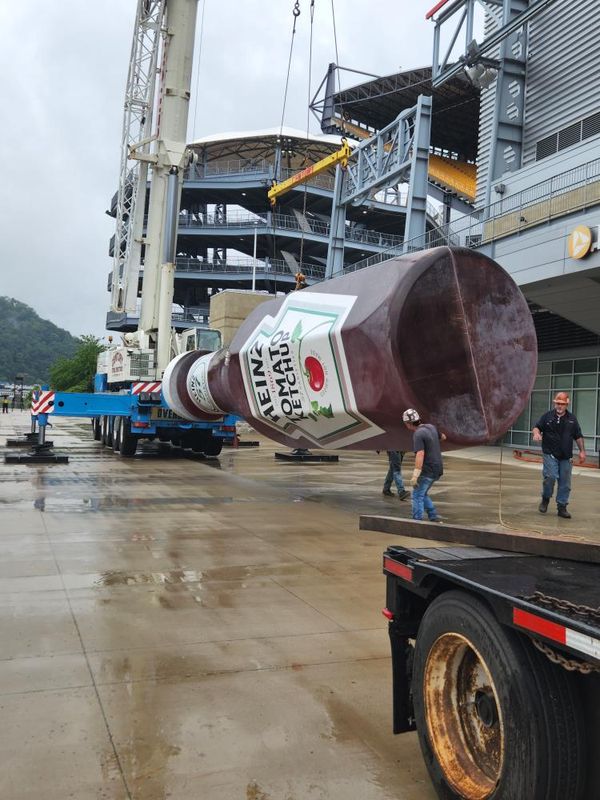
[532,638,600,675]
[524,591,600,622]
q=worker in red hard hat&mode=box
[532,391,586,519]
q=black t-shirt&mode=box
[413,423,443,479]
[534,410,582,460]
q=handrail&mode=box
[174,257,325,280]
[351,153,600,267]
[175,211,404,248]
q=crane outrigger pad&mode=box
[6,438,54,448]
[275,450,339,463]
[360,516,600,565]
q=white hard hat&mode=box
[402,408,420,424]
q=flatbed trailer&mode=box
[381,541,600,800]
[51,388,236,457]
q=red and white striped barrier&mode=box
[131,381,162,395]
[31,391,55,415]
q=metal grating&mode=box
[536,109,600,162]
[529,304,600,351]
[583,111,600,140]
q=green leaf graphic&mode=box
[291,321,303,342]
[311,400,319,412]
[318,404,334,418]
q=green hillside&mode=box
[0,297,79,384]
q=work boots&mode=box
[538,497,550,513]
[557,504,572,519]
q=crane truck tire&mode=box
[411,590,586,800]
[117,417,137,457]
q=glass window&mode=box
[574,374,596,388]
[551,375,573,392]
[512,406,529,432]
[574,358,597,373]
[537,361,552,375]
[531,391,550,426]
[512,431,529,445]
[553,360,573,375]
[533,374,551,389]
[572,390,596,437]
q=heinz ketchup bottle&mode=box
[162,247,537,451]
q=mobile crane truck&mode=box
[44,0,236,457]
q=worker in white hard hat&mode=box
[402,408,445,523]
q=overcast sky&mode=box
[0,0,434,340]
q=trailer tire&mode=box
[203,437,222,456]
[412,590,586,800]
[92,418,102,441]
[101,416,108,446]
[118,418,137,457]
[112,417,121,453]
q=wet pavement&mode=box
[1,411,599,799]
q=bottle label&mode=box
[239,292,383,447]
[188,353,223,414]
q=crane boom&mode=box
[137,0,199,374]
[110,0,166,314]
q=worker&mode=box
[532,391,585,519]
[294,271,307,290]
[1,395,8,414]
[402,408,444,522]
[382,450,409,500]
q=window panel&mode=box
[531,391,550,426]
[551,375,573,392]
[511,432,529,445]
[574,358,597,373]
[537,361,552,375]
[552,360,573,375]
[512,406,529,432]
[574,374,596,388]
[534,374,551,389]
[572,390,596,437]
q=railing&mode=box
[176,211,404,249]
[175,257,325,280]
[349,154,600,268]
[185,159,272,179]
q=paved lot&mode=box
[1,411,598,799]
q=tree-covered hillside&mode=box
[0,297,80,384]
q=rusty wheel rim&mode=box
[423,632,504,800]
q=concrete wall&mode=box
[209,290,273,348]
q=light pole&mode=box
[252,221,258,292]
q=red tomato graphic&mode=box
[304,356,325,391]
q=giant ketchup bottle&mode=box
[163,247,537,451]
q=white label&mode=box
[187,353,223,414]
[239,292,383,447]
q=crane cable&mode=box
[272,0,303,295]
[298,0,316,274]
[497,444,545,535]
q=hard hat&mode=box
[402,408,420,423]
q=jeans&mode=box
[383,453,405,493]
[542,453,572,506]
[411,476,439,521]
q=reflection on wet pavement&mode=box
[1,411,599,799]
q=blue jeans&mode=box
[412,476,439,520]
[542,454,572,506]
[384,453,405,493]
